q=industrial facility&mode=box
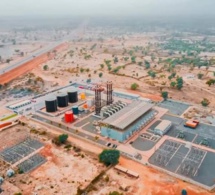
[99,100,156,142]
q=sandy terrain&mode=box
[5,144,105,195]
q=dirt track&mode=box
[0,43,68,84]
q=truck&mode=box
[184,120,199,129]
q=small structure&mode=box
[184,120,199,129]
[154,120,172,136]
[9,100,31,110]
[114,165,139,178]
[6,169,15,177]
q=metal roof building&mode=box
[102,101,153,130]
[154,120,172,136]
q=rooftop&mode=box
[154,120,172,131]
[102,101,153,129]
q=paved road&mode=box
[32,114,108,148]
[0,41,62,75]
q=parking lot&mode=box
[158,100,190,116]
[149,139,215,187]
[74,115,100,128]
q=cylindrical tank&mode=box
[80,93,86,100]
[45,97,57,112]
[67,90,78,103]
[72,105,79,115]
[65,111,74,123]
[57,93,68,107]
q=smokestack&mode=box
[94,85,103,115]
[106,81,113,105]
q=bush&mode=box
[99,72,103,77]
[43,65,48,71]
[58,134,68,144]
[109,191,123,195]
[130,83,139,90]
[201,98,210,107]
[64,144,72,149]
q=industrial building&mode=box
[100,100,156,142]
[9,100,32,110]
[154,120,172,136]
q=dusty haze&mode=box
[0,0,214,17]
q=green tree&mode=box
[170,81,176,88]
[206,79,215,86]
[197,73,204,79]
[145,60,150,69]
[124,57,129,61]
[100,64,104,69]
[131,56,136,63]
[176,77,183,90]
[161,91,168,100]
[58,134,68,144]
[43,65,48,71]
[168,75,173,80]
[131,83,139,90]
[80,68,84,73]
[138,61,143,66]
[201,98,210,107]
[114,57,118,64]
[99,72,103,77]
[99,149,120,166]
[108,65,112,71]
[148,70,156,78]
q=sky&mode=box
[0,0,214,18]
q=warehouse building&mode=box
[154,120,172,136]
[100,101,156,142]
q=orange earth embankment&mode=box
[0,42,68,84]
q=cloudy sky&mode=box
[0,0,214,17]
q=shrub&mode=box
[130,83,139,90]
